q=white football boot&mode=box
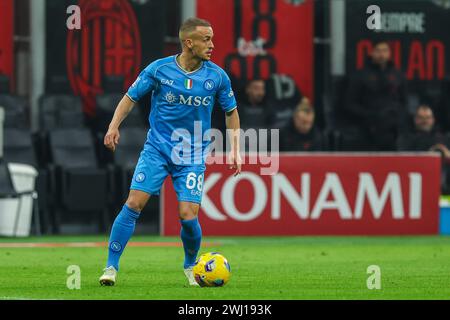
[184,267,200,286]
[99,266,117,286]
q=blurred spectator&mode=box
[397,105,449,154]
[280,97,324,151]
[345,40,408,151]
[397,105,450,192]
[238,79,271,130]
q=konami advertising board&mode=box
[161,153,440,235]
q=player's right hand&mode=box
[104,127,120,152]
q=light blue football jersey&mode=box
[126,54,237,165]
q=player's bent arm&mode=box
[108,94,136,130]
[225,108,242,175]
[104,95,136,151]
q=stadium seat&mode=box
[0,94,28,128]
[48,128,110,233]
[37,94,86,171]
[3,128,38,167]
[39,94,84,130]
[47,75,72,94]
[3,128,50,234]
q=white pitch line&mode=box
[0,242,106,248]
[0,296,37,300]
[0,296,64,300]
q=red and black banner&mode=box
[0,0,14,92]
[66,0,142,116]
[197,0,314,101]
[45,0,167,115]
[346,0,449,84]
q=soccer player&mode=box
[99,17,241,286]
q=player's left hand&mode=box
[104,127,120,152]
[228,151,242,176]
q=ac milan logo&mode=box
[66,0,141,116]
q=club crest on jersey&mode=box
[135,172,146,183]
[184,78,193,89]
[203,79,215,91]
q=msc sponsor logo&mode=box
[165,92,212,107]
[179,94,212,106]
[165,91,177,104]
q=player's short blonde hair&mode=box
[179,17,212,42]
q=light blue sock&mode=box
[180,217,202,269]
[106,204,140,271]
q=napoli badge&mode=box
[204,79,215,91]
[135,172,146,183]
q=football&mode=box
[193,252,231,287]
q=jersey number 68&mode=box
[186,172,204,192]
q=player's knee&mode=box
[179,205,198,220]
[125,198,145,213]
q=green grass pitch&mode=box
[0,235,450,300]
